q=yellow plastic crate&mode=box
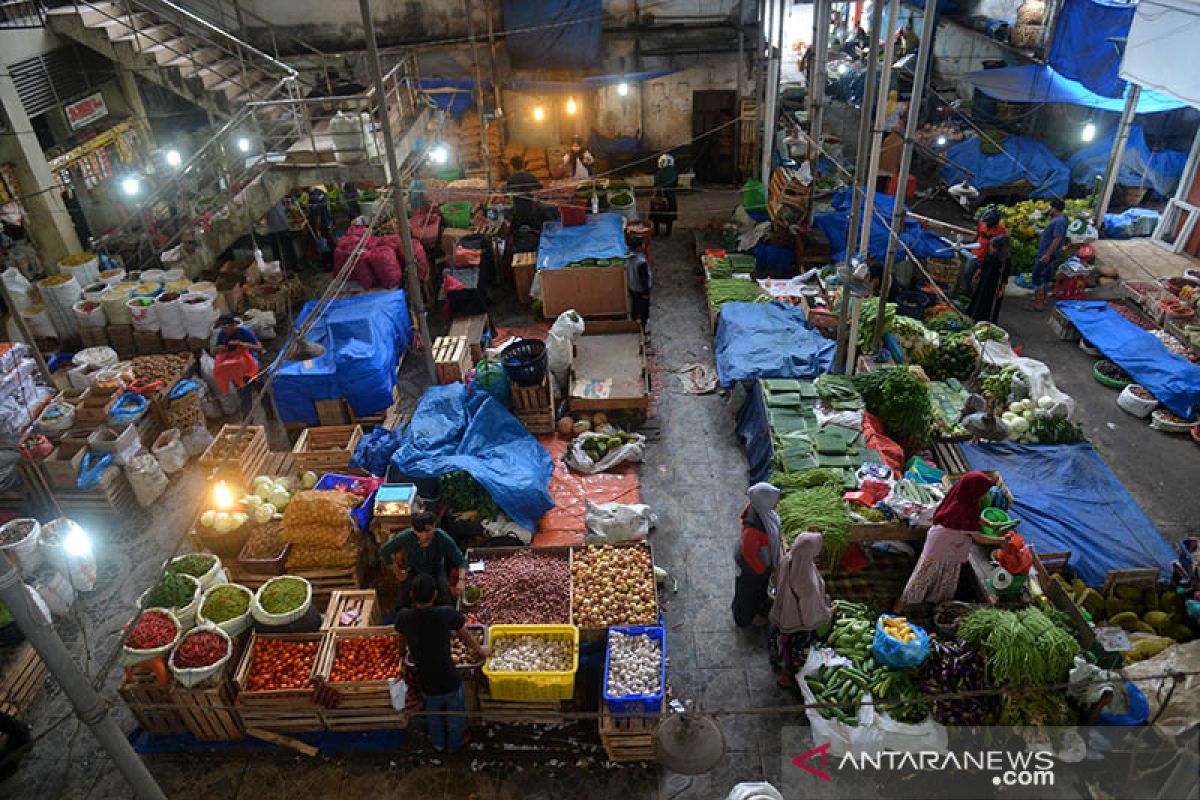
[482,624,579,702]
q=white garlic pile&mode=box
[606,631,662,697]
[488,635,574,672]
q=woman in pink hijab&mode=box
[769,531,833,688]
[896,471,995,612]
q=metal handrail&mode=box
[137,0,297,78]
[177,0,328,64]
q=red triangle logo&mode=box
[792,741,833,781]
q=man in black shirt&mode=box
[395,574,490,752]
[505,156,543,230]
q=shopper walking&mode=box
[896,471,995,612]
[1029,198,1067,311]
[650,154,679,238]
[769,531,833,687]
[732,482,782,628]
[626,251,652,331]
[264,202,297,273]
[379,511,468,608]
[967,233,1012,324]
[395,574,490,753]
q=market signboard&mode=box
[65,92,108,130]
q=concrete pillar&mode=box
[0,69,83,268]
[115,65,154,146]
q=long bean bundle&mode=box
[959,607,1080,686]
[778,486,851,567]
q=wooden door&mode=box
[691,90,738,184]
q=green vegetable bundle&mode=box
[981,365,1018,403]
[1028,415,1086,444]
[853,366,932,443]
[814,375,864,410]
[806,663,868,724]
[827,615,874,664]
[771,468,846,491]
[871,668,928,723]
[857,299,896,351]
[920,336,979,382]
[778,486,851,567]
[143,572,196,609]
[707,278,760,310]
[960,607,1079,686]
[438,471,501,519]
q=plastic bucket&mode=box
[440,201,472,228]
[0,519,42,573]
[500,338,548,387]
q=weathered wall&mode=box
[932,20,1018,100]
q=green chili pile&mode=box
[168,553,217,578]
[201,585,250,624]
[259,577,307,614]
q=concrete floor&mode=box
[5,188,1195,799]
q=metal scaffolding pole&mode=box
[856,0,900,262]
[807,0,831,168]
[482,0,502,112]
[359,0,437,383]
[1096,85,1142,231]
[0,558,167,800]
[871,0,939,350]
[760,0,780,185]
[832,0,884,373]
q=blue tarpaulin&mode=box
[273,291,412,425]
[942,135,1071,198]
[1048,0,1134,99]
[962,443,1175,584]
[419,79,492,117]
[715,302,835,387]
[962,65,1187,114]
[812,188,955,263]
[390,384,554,530]
[502,0,601,69]
[1057,301,1200,418]
[735,381,775,485]
[536,212,628,271]
[1068,125,1189,197]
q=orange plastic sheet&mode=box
[534,435,641,546]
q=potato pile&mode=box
[571,545,657,628]
[281,490,361,567]
[132,354,191,383]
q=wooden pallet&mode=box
[0,642,48,719]
[512,252,537,304]
[598,700,661,763]
[53,465,139,519]
[199,424,269,484]
[314,626,406,731]
[448,313,494,363]
[234,631,325,733]
[291,425,363,474]
[510,371,555,434]
[118,665,188,735]
[171,639,246,741]
[433,336,471,384]
[476,687,567,723]
[321,589,381,630]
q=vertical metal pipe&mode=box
[806,0,830,224]
[0,559,167,800]
[857,0,900,262]
[1096,85,1142,230]
[871,0,938,350]
[464,0,493,190]
[736,14,745,178]
[360,0,437,383]
[483,0,502,112]
[760,0,781,185]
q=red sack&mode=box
[861,411,905,475]
[213,349,259,393]
[363,245,402,289]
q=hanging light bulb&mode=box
[213,480,234,510]
[837,63,849,76]
[566,97,578,115]
[1081,121,1096,142]
[617,82,630,97]
[936,135,948,147]
[165,149,182,168]
[121,176,141,196]
[533,105,546,122]
[236,137,251,153]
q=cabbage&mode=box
[255,482,274,501]
[241,494,262,507]
[213,512,234,532]
[253,475,273,491]
[200,510,216,527]
[275,477,291,493]
[301,471,319,490]
[230,512,248,529]
[1009,417,1030,435]
[1037,396,1056,410]
[269,489,290,510]
[252,504,275,525]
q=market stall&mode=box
[534,212,630,319]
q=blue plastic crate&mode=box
[313,473,382,529]
[602,626,665,716]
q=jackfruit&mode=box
[1114,585,1143,601]
[1161,591,1183,613]
[1143,611,1171,634]
[1109,611,1140,631]
[1131,622,1156,634]
[1165,624,1195,642]
[1124,636,1174,664]
[1105,596,1136,619]
[1142,588,1159,612]
[1080,589,1105,618]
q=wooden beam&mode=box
[245,727,319,757]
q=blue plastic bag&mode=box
[350,427,404,477]
[169,378,201,401]
[76,451,112,489]
[1096,681,1148,726]
[872,615,931,669]
[108,392,148,425]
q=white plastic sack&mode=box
[388,677,408,710]
[565,431,646,474]
[797,648,883,758]
[872,709,949,753]
[199,351,215,384]
[480,516,533,546]
[547,310,585,390]
[242,308,277,341]
[126,453,168,507]
[976,338,1076,419]
[2,267,33,312]
[151,428,189,474]
[815,404,864,431]
[584,499,657,544]
[182,424,214,457]
[34,572,75,617]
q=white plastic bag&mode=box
[546,310,585,389]
[565,431,646,474]
[199,351,216,384]
[125,453,169,507]
[872,709,948,753]
[388,677,408,710]
[34,572,75,617]
[182,424,214,457]
[151,428,189,474]
[797,648,883,758]
[584,499,657,544]
[814,404,864,431]
[243,308,277,341]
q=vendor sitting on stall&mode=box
[395,574,491,753]
[506,155,543,230]
[379,510,467,608]
[562,135,595,180]
[214,314,263,418]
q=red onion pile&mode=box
[467,550,570,624]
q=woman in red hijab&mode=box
[896,471,995,612]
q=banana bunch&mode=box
[880,615,917,644]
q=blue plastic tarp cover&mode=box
[501,0,600,69]
[273,291,412,425]
[1048,0,1134,99]
[1068,125,1188,197]
[962,65,1187,114]
[419,80,492,117]
[812,188,955,263]
[390,384,554,530]
[735,381,775,485]
[1057,301,1200,418]
[536,212,628,271]
[962,443,1175,583]
[942,135,1070,198]
[715,302,835,387]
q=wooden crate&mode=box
[291,424,363,473]
[314,626,406,731]
[0,642,48,719]
[448,313,494,363]
[568,320,651,413]
[321,589,381,630]
[599,699,661,763]
[170,639,246,741]
[79,327,109,348]
[133,331,163,355]
[476,686,566,723]
[163,337,187,353]
[199,424,269,484]
[118,665,188,735]
[225,552,366,609]
[234,631,325,733]
[540,265,629,319]
[53,464,138,519]
[512,252,537,304]
[433,336,471,384]
[510,371,555,434]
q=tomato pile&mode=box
[328,635,400,683]
[126,611,178,650]
[246,638,318,691]
[173,631,228,669]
